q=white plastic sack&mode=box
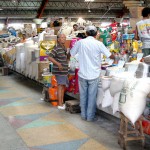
[111,92,120,114]
[109,77,125,97]
[125,60,140,73]
[102,89,113,108]
[119,78,150,124]
[110,72,135,97]
[96,80,104,108]
[101,76,112,91]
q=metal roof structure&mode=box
[0,0,149,22]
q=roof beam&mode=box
[37,0,49,18]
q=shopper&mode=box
[70,26,114,121]
[70,24,78,35]
[135,7,150,57]
[48,34,69,109]
[21,34,26,43]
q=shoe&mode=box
[87,117,98,122]
[57,104,66,110]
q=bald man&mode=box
[48,34,69,109]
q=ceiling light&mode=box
[12,0,17,3]
[88,9,91,13]
[85,0,94,2]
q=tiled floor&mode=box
[0,73,150,150]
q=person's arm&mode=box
[70,41,80,57]
[48,57,63,70]
[99,42,115,59]
[135,26,139,40]
[109,54,115,60]
[48,49,63,71]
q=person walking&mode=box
[70,26,114,121]
[135,7,150,57]
[48,34,69,109]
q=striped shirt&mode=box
[49,44,68,75]
[70,36,111,80]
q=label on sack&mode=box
[119,80,138,103]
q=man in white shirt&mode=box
[135,7,150,57]
[70,26,114,121]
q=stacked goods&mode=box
[15,43,24,72]
[40,40,56,61]
[110,72,134,114]
[24,40,34,76]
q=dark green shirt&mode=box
[49,44,68,76]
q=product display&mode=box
[0,15,150,137]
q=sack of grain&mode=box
[119,78,150,124]
[101,76,112,91]
[111,92,120,114]
[102,89,113,108]
[96,79,104,108]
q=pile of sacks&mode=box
[96,72,150,125]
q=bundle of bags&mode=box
[97,72,150,125]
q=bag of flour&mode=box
[119,78,150,124]
[101,76,112,91]
[102,89,113,108]
[96,80,104,108]
[109,77,125,97]
[110,72,135,97]
[111,92,120,114]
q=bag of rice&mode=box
[111,92,120,114]
[119,78,150,124]
[101,76,112,91]
[102,89,113,108]
[96,79,104,108]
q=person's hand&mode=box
[58,63,63,70]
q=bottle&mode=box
[49,61,53,74]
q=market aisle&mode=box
[0,74,150,150]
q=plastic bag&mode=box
[102,89,113,108]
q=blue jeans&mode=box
[79,76,99,121]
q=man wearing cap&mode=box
[70,25,114,121]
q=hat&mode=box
[85,26,97,32]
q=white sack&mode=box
[110,72,135,97]
[125,61,140,73]
[109,77,125,97]
[102,89,113,108]
[111,92,120,114]
[101,76,112,91]
[96,80,104,108]
[119,78,150,124]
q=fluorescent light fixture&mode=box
[0,8,3,11]
[85,0,94,2]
